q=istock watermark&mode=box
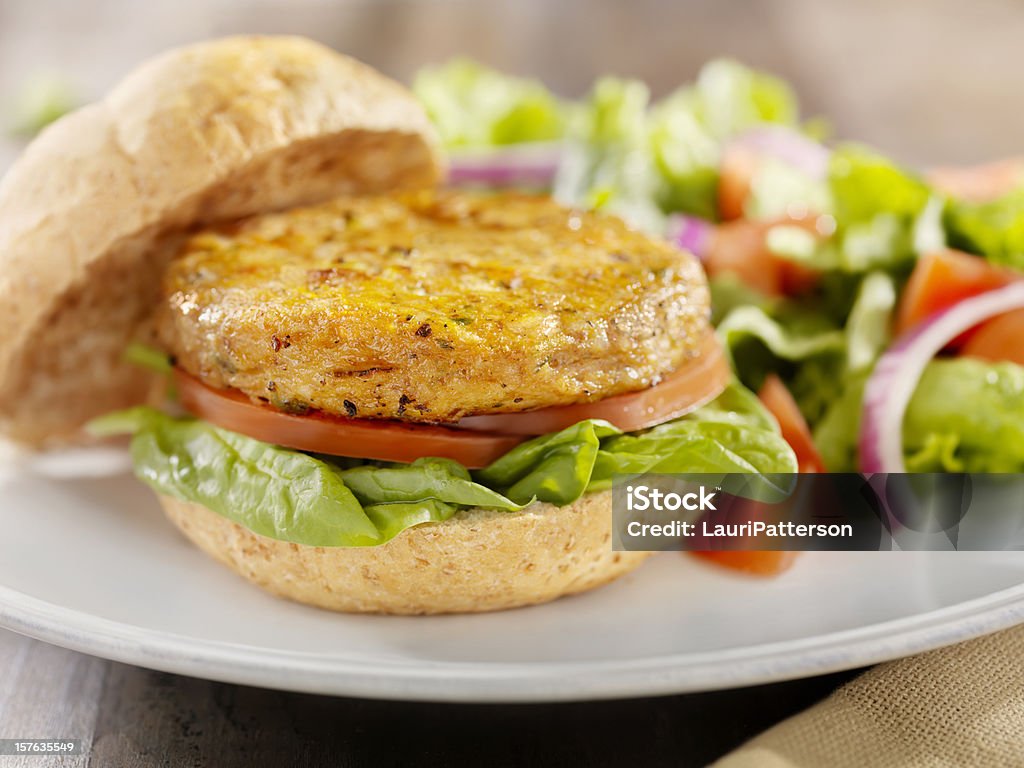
[625,484,720,512]
[612,473,1024,552]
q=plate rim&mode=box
[2,579,1023,702]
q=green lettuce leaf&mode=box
[686,378,778,432]
[811,370,868,472]
[944,188,1024,271]
[710,270,834,399]
[650,59,799,220]
[842,271,897,373]
[89,408,516,547]
[648,90,720,220]
[90,382,798,547]
[763,146,936,275]
[904,358,1024,472]
[717,305,846,365]
[690,59,798,138]
[714,269,896,431]
[787,356,848,429]
[713,291,846,396]
[904,433,965,474]
[553,59,802,228]
[478,382,794,503]
[89,407,386,547]
[783,272,893,428]
[708,273,782,326]
[813,357,1024,472]
[588,381,796,498]
[829,146,931,231]
[413,58,566,148]
[554,77,666,233]
[342,457,526,510]
[122,342,172,374]
[745,158,831,221]
[361,500,458,543]
[475,419,620,506]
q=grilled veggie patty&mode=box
[159,191,710,422]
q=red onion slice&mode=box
[859,282,1024,473]
[446,142,563,188]
[666,214,714,260]
[729,126,831,180]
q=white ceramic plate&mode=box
[2,443,1024,702]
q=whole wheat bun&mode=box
[0,36,443,445]
[1,36,649,614]
[159,491,651,614]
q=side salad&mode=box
[416,58,1024,482]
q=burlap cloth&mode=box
[714,624,1024,767]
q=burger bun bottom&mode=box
[157,490,651,614]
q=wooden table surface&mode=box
[0,628,862,767]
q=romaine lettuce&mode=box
[554,59,803,228]
[745,158,831,221]
[651,59,799,220]
[713,270,896,430]
[553,77,666,233]
[763,146,935,275]
[716,305,846,369]
[813,357,1024,472]
[711,274,847,397]
[811,370,868,472]
[828,146,931,232]
[413,58,566,148]
[842,271,898,373]
[944,188,1024,271]
[691,59,799,139]
[904,358,1024,472]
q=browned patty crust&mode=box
[159,191,711,422]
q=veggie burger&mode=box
[0,37,795,613]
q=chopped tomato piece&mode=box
[705,218,822,297]
[175,370,524,468]
[718,145,761,221]
[757,374,825,473]
[895,249,1017,338]
[689,375,815,577]
[692,550,799,576]
[706,219,781,293]
[961,308,1024,366]
[927,157,1024,203]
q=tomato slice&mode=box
[961,308,1024,366]
[895,249,1017,338]
[174,370,525,469]
[454,332,731,435]
[757,374,825,473]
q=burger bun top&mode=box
[0,35,443,445]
